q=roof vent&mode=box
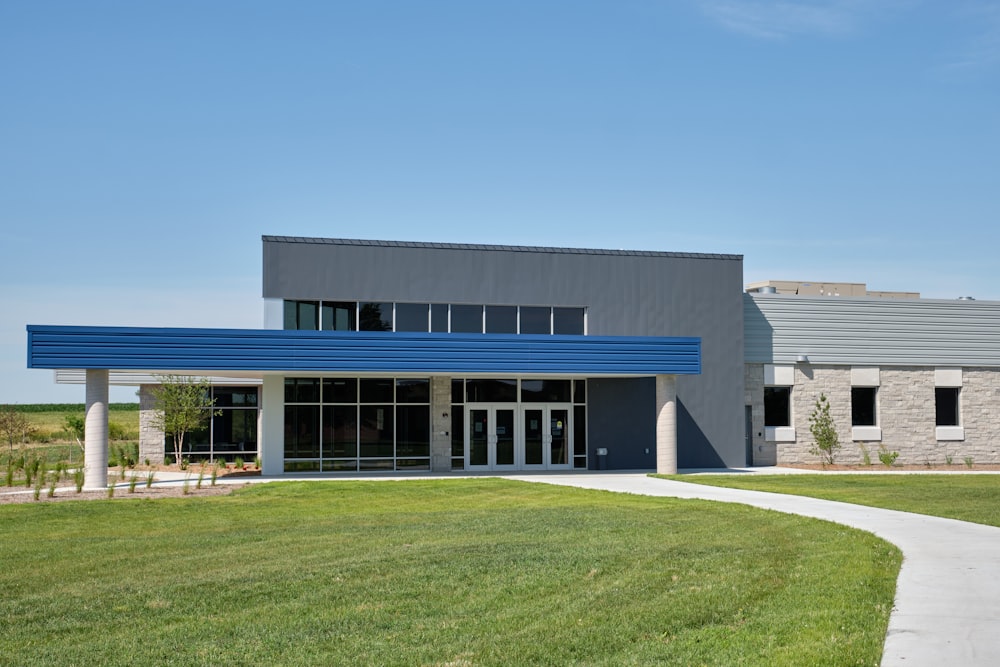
[958,296,976,301]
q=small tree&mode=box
[65,414,86,452]
[0,405,34,452]
[809,393,840,465]
[148,376,218,466]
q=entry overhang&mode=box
[28,325,700,377]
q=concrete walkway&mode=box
[508,472,1000,667]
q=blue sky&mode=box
[2,0,998,403]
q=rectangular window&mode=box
[284,300,319,330]
[520,379,571,403]
[395,303,429,332]
[851,387,877,426]
[936,387,960,426]
[485,306,517,334]
[321,302,357,331]
[450,305,483,333]
[465,378,517,403]
[285,378,320,403]
[553,307,585,335]
[359,405,394,458]
[763,387,791,427]
[284,405,320,459]
[322,378,357,404]
[519,306,551,334]
[322,405,358,458]
[360,378,394,403]
[431,304,449,332]
[359,303,392,331]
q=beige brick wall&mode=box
[747,364,1000,466]
[138,385,166,465]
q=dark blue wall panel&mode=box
[27,326,700,376]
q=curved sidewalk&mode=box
[510,473,1000,667]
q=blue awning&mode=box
[27,325,700,376]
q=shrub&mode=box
[877,445,899,467]
[234,456,244,470]
[145,469,156,488]
[128,476,139,493]
[857,442,872,466]
[964,456,974,469]
[74,469,84,493]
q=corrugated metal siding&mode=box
[745,294,1000,366]
[28,326,700,376]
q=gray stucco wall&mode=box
[263,236,746,467]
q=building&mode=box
[26,236,746,488]
[745,289,1000,466]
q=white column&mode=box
[655,374,677,475]
[84,369,109,490]
[260,375,284,476]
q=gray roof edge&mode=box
[261,235,742,261]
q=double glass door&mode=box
[467,404,571,471]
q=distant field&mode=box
[1,403,139,444]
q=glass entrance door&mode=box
[467,406,517,471]
[520,405,573,470]
[468,404,573,471]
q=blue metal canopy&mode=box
[27,325,700,376]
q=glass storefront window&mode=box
[323,378,357,404]
[284,376,431,472]
[521,379,571,403]
[396,379,429,403]
[466,379,517,403]
[360,378,394,403]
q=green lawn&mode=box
[0,479,899,666]
[664,474,1000,528]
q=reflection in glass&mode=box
[359,303,392,331]
[359,405,393,458]
[396,406,430,457]
[322,302,357,331]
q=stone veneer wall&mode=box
[138,384,166,464]
[746,364,1000,465]
[430,376,452,472]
